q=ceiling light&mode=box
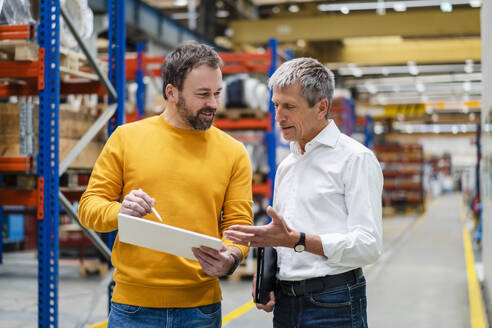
[408,61,419,76]
[377,0,386,15]
[416,82,425,93]
[394,3,407,11]
[341,6,350,14]
[464,59,474,73]
[174,0,188,6]
[272,6,280,14]
[433,125,440,133]
[216,10,229,18]
[463,81,471,92]
[440,2,453,12]
[318,0,479,13]
[364,82,377,94]
[297,39,306,48]
[452,125,458,134]
[288,4,300,13]
[469,0,482,7]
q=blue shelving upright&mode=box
[106,0,126,310]
[38,0,61,326]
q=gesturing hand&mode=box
[224,206,297,248]
[119,189,155,218]
[192,245,237,277]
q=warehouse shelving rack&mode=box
[0,1,126,326]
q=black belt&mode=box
[278,268,363,297]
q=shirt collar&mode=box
[290,120,341,156]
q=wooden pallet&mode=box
[216,108,268,120]
[59,47,107,81]
[0,40,39,61]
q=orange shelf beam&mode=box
[214,115,271,132]
[252,180,271,198]
[0,189,38,206]
[0,24,35,40]
[0,156,34,172]
[0,48,45,91]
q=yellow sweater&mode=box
[79,115,253,308]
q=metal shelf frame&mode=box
[0,1,125,326]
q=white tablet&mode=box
[117,213,224,261]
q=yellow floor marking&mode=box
[412,197,441,230]
[463,228,488,328]
[222,300,256,327]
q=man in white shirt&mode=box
[224,57,383,328]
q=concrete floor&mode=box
[0,193,475,327]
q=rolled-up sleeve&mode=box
[320,152,383,266]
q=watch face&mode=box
[294,244,305,252]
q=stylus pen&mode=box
[152,207,163,222]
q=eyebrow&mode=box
[195,87,223,93]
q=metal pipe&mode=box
[60,6,117,100]
[59,192,112,261]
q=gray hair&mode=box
[268,57,335,118]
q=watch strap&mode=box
[227,253,240,275]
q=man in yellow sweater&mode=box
[78,42,253,328]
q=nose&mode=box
[275,108,285,123]
[205,95,218,109]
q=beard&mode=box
[177,95,216,131]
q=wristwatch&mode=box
[294,232,306,253]
[227,253,241,275]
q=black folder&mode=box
[255,247,277,304]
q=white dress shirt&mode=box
[274,121,383,281]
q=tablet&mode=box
[117,213,224,261]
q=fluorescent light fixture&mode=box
[317,0,481,12]
[408,61,419,76]
[216,10,229,18]
[338,63,482,76]
[440,2,453,12]
[288,4,300,13]
[393,122,477,134]
[464,59,474,73]
[394,2,407,11]
[469,0,482,7]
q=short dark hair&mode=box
[161,41,223,99]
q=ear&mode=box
[317,98,329,119]
[165,84,178,103]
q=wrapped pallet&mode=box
[0,101,106,169]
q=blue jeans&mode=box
[273,276,368,328]
[108,301,221,328]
